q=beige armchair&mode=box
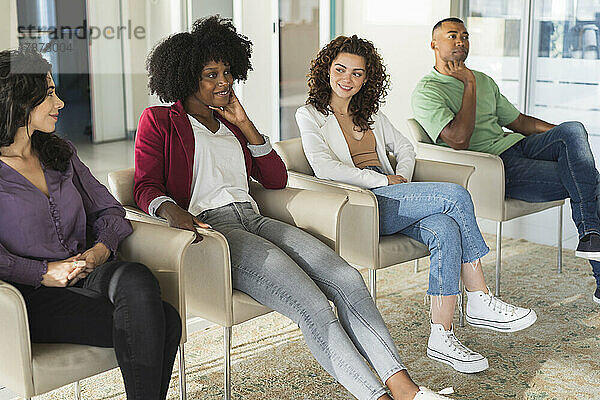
[107,168,348,400]
[0,220,194,400]
[273,137,475,305]
[405,118,564,296]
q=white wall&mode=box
[235,0,278,141]
[87,0,127,142]
[342,0,452,133]
[0,0,18,50]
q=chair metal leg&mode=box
[224,326,232,400]
[414,259,419,273]
[368,269,377,303]
[74,381,81,400]
[558,204,563,273]
[458,277,465,328]
[178,343,187,400]
[495,221,502,297]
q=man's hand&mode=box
[440,61,475,85]
[437,61,477,150]
[156,201,210,243]
[387,175,407,185]
[42,255,84,287]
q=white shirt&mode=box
[148,115,266,217]
[295,104,416,189]
[186,116,256,215]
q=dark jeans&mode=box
[499,121,600,286]
[12,261,181,400]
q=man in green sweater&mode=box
[412,17,600,304]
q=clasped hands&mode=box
[41,242,111,287]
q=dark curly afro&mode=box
[146,15,253,103]
[306,35,390,131]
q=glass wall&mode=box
[462,0,600,135]
[529,0,600,134]
[279,0,320,140]
[463,0,525,109]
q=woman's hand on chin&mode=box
[156,201,210,243]
[209,88,249,126]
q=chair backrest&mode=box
[107,168,136,207]
[406,118,434,144]
[273,137,314,175]
[275,137,399,174]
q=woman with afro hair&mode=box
[297,35,537,377]
[135,15,453,400]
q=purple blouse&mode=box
[0,148,132,287]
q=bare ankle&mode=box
[386,370,419,400]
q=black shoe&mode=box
[594,287,600,305]
[575,233,600,261]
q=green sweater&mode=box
[411,68,522,155]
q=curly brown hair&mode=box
[306,35,389,131]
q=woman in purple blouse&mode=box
[0,49,181,400]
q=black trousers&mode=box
[12,261,182,400]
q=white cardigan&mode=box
[295,104,416,189]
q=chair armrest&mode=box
[282,172,380,270]
[250,182,348,250]
[414,142,506,221]
[413,158,474,188]
[0,280,34,396]
[120,218,236,329]
[118,221,196,341]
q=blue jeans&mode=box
[13,261,182,400]
[499,121,600,286]
[199,202,405,400]
[371,182,490,296]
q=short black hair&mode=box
[0,49,72,171]
[146,15,253,103]
[432,17,465,36]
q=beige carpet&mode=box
[35,234,600,400]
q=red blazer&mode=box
[134,100,288,214]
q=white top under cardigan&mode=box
[148,114,271,217]
[295,104,416,189]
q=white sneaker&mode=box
[466,289,537,332]
[413,386,453,399]
[427,323,489,373]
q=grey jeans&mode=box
[199,202,405,400]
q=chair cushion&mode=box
[32,343,117,396]
[504,198,564,222]
[378,234,430,268]
[232,290,272,325]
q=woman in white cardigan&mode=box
[296,35,537,375]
